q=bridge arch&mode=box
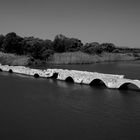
[65,76,74,83]
[50,72,58,79]
[89,78,107,88]
[9,69,13,73]
[34,73,39,78]
[119,82,139,90]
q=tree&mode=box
[100,43,116,52]
[2,32,23,54]
[65,38,83,52]
[0,34,5,51]
[82,42,101,54]
[53,34,83,52]
[43,39,53,50]
[53,34,66,52]
[21,37,54,60]
[41,49,54,60]
[21,37,42,55]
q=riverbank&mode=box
[47,52,139,64]
[0,51,139,66]
[0,52,29,66]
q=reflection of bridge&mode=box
[0,64,140,90]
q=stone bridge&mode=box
[0,64,140,90]
[47,69,140,90]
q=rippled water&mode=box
[0,61,140,140]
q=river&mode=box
[0,61,140,140]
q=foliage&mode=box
[0,33,54,60]
[21,37,53,55]
[82,42,116,54]
[100,43,116,52]
[53,34,83,52]
[0,34,5,51]
[53,34,66,52]
[0,32,139,64]
[81,42,101,54]
[2,32,23,54]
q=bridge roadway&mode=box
[0,64,140,90]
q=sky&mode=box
[0,0,140,47]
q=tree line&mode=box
[0,32,139,61]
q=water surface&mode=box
[0,61,140,140]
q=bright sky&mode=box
[0,0,140,47]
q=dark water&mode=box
[0,61,140,140]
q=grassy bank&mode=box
[0,52,29,66]
[48,51,139,64]
[0,51,139,66]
